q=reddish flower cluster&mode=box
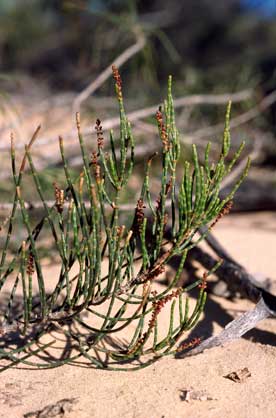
[145,264,165,283]
[112,65,123,100]
[53,182,64,214]
[27,252,35,276]
[156,107,169,151]
[155,194,161,212]
[198,271,208,290]
[95,119,104,150]
[176,337,201,352]
[211,200,233,228]
[127,336,145,356]
[127,288,182,355]
[148,288,182,330]
[133,198,146,234]
[91,151,101,184]
[133,262,166,287]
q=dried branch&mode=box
[178,297,276,358]
[220,142,261,192]
[189,246,262,302]
[72,34,146,112]
[189,90,276,141]
[113,89,253,123]
[0,89,253,152]
[0,200,140,212]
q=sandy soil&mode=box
[0,212,275,418]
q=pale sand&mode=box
[0,212,275,418]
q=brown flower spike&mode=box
[53,182,65,214]
[95,118,104,150]
[211,200,233,228]
[112,65,123,100]
[156,107,169,151]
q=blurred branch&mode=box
[73,33,146,113]
[116,89,253,123]
[189,90,276,140]
[0,200,143,213]
[0,138,262,211]
[0,89,253,152]
[220,139,261,191]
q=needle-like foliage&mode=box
[0,67,249,371]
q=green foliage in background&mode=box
[1,0,276,93]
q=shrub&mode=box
[0,67,249,371]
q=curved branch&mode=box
[177,298,275,358]
[72,35,146,113]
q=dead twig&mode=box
[0,89,253,152]
[0,200,146,213]
[189,245,267,301]
[189,90,276,140]
[220,139,261,192]
[72,34,146,113]
[177,297,275,358]
[96,89,252,136]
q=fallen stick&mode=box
[190,90,276,140]
[189,246,262,302]
[177,297,275,358]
